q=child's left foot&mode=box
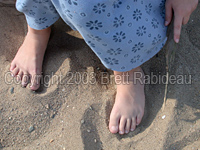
[109,66,145,134]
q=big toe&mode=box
[136,113,144,126]
[109,113,120,134]
[29,73,41,91]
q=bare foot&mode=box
[109,66,145,134]
[10,25,51,90]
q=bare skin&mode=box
[9,0,198,135]
[108,0,198,134]
[165,0,198,43]
[10,25,51,90]
[109,66,145,134]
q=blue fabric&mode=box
[16,0,168,72]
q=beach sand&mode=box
[0,2,199,150]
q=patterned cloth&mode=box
[16,0,168,72]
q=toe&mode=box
[16,71,23,82]
[10,62,16,71]
[21,72,29,87]
[30,73,41,91]
[109,113,120,134]
[119,117,126,135]
[11,67,19,77]
[125,118,131,134]
[136,113,143,126]
[131,118,136,131]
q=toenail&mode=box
[111,126,118,132]
[11,73,14,77]
[119,131,124,134]
[131,128,134,131]
[125,130,129,133]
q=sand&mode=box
[0,2,200,150]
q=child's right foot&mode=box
[10,26,51,90]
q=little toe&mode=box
[21,73,29,87]
[125,118,131,134]
[131,118,136,131]
[11,67,19,77]
[119,117,126,135]
[30,73,41,91]
[10,62,16,71]
[109,114,120,134]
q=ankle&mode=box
[114,66,144,83]
[28,25,51,35]
[27,25,51,41]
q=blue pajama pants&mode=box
[16,0,168,72]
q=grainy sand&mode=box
[0,3,199,150]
